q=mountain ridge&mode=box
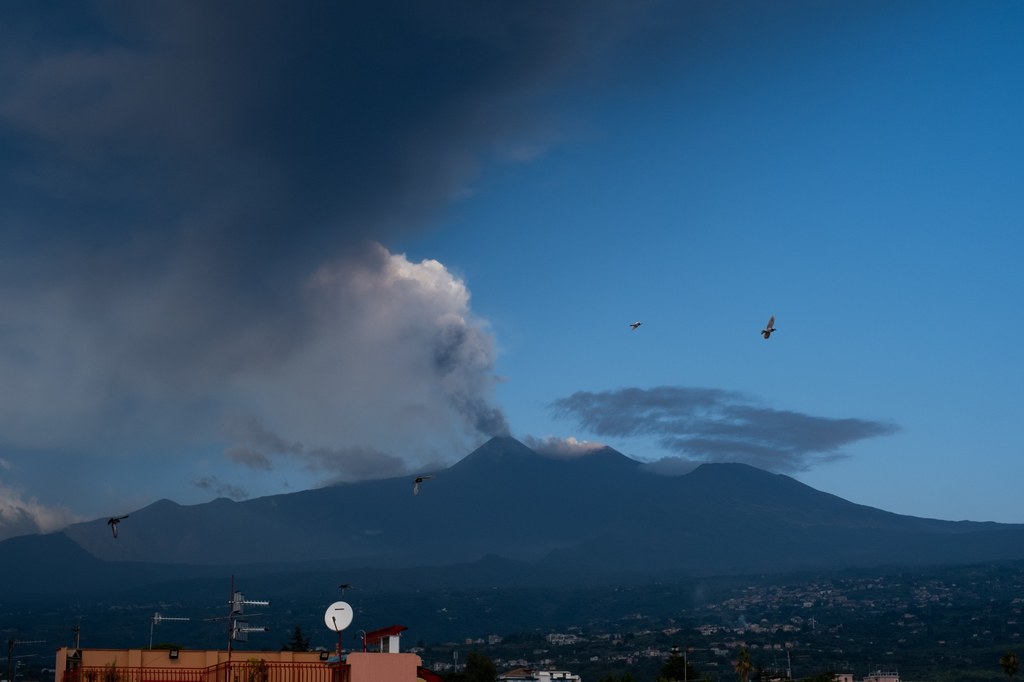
[3,436,1024,594]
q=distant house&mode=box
[833,671,899,682]
[863,671,900,682]
[498,669,582,682]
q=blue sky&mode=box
[0,1,1022,539]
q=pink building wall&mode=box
[54,648,424,682]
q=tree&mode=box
[734,649,753,682]
[660,649,699,682]
[244,659,268,682]
[463,652,496,682]
[1001,651,1020,680]
[281,625,310,652]
[444,652,496,682]
[101,662,119,682]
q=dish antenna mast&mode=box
[323,600,353,665]
[149,613,191,649]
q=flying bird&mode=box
[761,315,777,340]
[629,321,642,330]
[107,515,129,538]
[413,475,433,496]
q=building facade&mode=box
[54,646,438,682]
[498,669,582,682]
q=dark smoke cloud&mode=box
[0,0,728,536]
[224,413,408,483]
[192,476,249,502]
[551,386,899,473]
[0,1,638,471]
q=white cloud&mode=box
[0,482,80,540]
[221,243,507,480]
[525,435,606,458]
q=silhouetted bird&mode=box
[107,515,129,538]
[629,321,642,330]
[762,315,776,339]
[413,475,433,495]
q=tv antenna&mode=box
[224,576,270,682]
[228,591,270,641]
[5,639,45,682]
[149,613,191,649]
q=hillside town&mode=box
[8,563,1020,682]
[406,566,1023,681]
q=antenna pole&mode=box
[335,620,342,662]
[226,575,234,682]
[335,586,344,662]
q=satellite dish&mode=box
[324,601,353,632]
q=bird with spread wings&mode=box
[413,475,433,495]
[107,515,129,538]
